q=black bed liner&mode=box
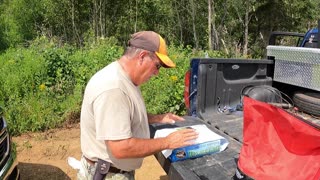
[151,110,319,180]
[150,115,242,180]
[150,57,320,180]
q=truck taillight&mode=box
[184,70,191,109]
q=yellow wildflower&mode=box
[170,75,178,82]
[39,84,46,91]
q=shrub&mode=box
[0,37,124,135]
[0,37,227,135]
[141,45,227,116]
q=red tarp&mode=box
[238,96,320,180]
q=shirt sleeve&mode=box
[93,89,132,141]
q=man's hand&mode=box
[106,127,198,159]
[165,128,199,149]
[148,113,185,124]
[159,113,184,124]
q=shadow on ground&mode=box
[18,162,71,180]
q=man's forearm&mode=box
[106,137,169,159]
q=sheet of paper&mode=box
[154,124,229,158]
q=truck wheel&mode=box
[293,91,320,116]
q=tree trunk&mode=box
[190,0,198,49]
[99,0,106,38]
[243,0,249,57]
[92,0,98,38]
[174,0,183,44]
[209,0,219,50]
[70,0,81,45]
[211,0,219,50]
[134,0,138,32]
[208,0,212,50]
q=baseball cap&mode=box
[128,31,176,68]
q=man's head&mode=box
[128,31,175,68]
[120,31,175,86]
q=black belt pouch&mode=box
[93,159,110,180]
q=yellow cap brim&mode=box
[155,52,176,68]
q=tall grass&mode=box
[0,37,225,135]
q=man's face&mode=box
[137,51,163,85]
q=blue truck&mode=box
[269,19,319,48]
[151,22,320,179]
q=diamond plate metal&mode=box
[267,46,320,91]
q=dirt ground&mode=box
[12,123,168,180]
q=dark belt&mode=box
[108,166,130,174]
[83,156,130,174]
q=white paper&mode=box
[67,157,85,176]
[154,124,229,158]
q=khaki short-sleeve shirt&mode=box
[80,61,150,171]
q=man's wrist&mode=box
[147,113,155,123]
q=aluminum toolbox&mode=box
[267,46,320,91]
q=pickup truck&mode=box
[150,24,320,179]
[0,107,20,180]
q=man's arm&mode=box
[106,128,198,159]
[148,113,184,124]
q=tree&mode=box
[208,0,222,51]
[0,0,319,57]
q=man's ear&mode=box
[138,51,148,65]
[139,51,148,58]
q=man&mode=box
[79,31,198,180]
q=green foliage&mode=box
[0,37,123,135]
[0,47,48,134]
[0,0,318,135]
[0,0,319,58]
[70,37,123,85]
[141,45,226,115]
[43,47,75,96]
[0,36,228,135]
[0,0,41,48]
[141,45,188,115]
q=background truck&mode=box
[0,107,20,180]
[150,23,320,179]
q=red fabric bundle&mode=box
[238,96,320,180]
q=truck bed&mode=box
[150,108,319,180]
[150,115,243,180]
[151,56,320,179]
